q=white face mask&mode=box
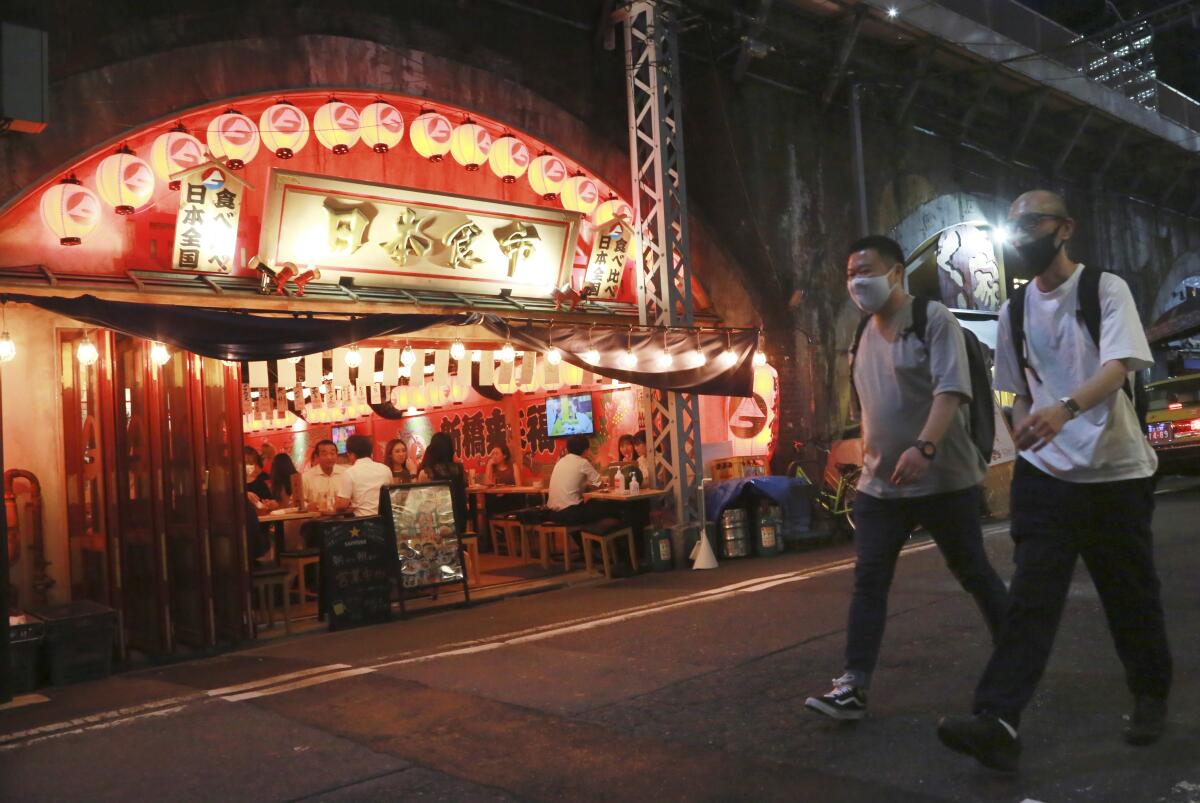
[847,273,896,314]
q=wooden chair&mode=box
[489,517,522,558]
[280,549,320,608]
[461,535,481,585]
[582,527,638,580]
[251,566,292,634]
[529,523,584,572]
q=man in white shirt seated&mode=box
[335,434,394,517]
[302,439,346,515]
[545,435,618,528]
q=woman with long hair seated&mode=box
[484,444,521,486]
[384,437,418,483]
[270,452,304,509]
[418,432,469,532]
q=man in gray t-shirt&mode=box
[805,235,1008,723]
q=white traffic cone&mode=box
[691,530,719,570]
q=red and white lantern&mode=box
[449,119,492,171]
[40,176,100,246]
[528,151,567,200]
[593,195,635,228]
[487,135,531,183]
[206,109,260,169]
[560,172,600,215]
[95,146,155,215]
[313,100,361,155]
[409,110,453,162]
[259,101,310,159]
[359,101,405,153]
[150,126,204,190]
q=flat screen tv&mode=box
[546,392,594,437]
[331,424,356,454]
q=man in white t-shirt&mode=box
[335,434,394,518]
[302,439,347,514]
[939,191,1172,772]
[546,434,610,525]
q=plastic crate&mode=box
[28,600,116,686]
[7,618,45,694]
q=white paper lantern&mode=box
[95,147,155,215]
[593,196,635,228]
[206,109,260,169]
[150,127,204,190]
[410,110,453,162]
[528,151,567,200]
[487,135,530,183]
[40,177,101,246]
[560,172,600,215]
[259,102,310,159]
[450,119,492,171]
[359,101,405,153]
[314,100,361,155]
[0,331,15,363]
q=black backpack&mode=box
[1008,266,1149,426]
[850,298,997,465]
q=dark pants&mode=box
[973,459,1172,726]
[846,487,1009,687]
[547,499,620,527]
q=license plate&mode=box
[1146,422,1172,444]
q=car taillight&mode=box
[1170,417,1200,436]
[1168,402,1183,410]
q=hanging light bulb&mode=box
[0,331,15,363]
[719,331,738,368]
[499,342,516,363]
[400,344,415,367]
[619,327,638,370]
[545,346,562,366]
[344,345,362,369]
[581,325,600,364]
[656,328,674,370]
[150,341,170,366]
[449,339,466,361]
[77,334,99,366]
[690,329,708,367]
[753,350,767,368]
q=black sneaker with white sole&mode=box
[804,676,867,720]
[937,714,1021,773]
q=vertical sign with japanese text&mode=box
[171,164,244,272]
[583,221,631,300]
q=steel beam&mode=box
[958,69,998,143]
[1053,109,1093,176]
[894,43,936,127]
[1009,89,1050,161]
[733,0,773,83]
[821,7,867,108]
[1097,125,1133,177]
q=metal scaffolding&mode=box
[619,0,704,528]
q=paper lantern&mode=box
[259,101,310,159]
[410,110,453,162]
[0,331,15,363]
[206,109,260,169]
[450,119,492,171]
[359,101,405,153]
[150,126,204,190]
[40,177,100,246]
[314,100,361,155]
[487,135,530,183]
[594,196,634,228]
[561,172,600,215]
[94,146,155,215]
[528,151,567,200]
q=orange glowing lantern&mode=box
[560,172,600,215]
[450,118,492,171]
[359,101,405,153]
[40,176,101,246]
[95,145,155,215]
[528,151,567,200]
[313,99,361,155]
[409,110,453,162]
[487,134,530,183]
[150,125,204,190]
[206,109,260,169]
[259,101,310,159]
[593,195,635,228]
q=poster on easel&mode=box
[380,481,470,616]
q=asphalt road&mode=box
[2,484,1198,803]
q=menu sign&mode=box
[381,482,470,607]
[170,162,246,272]
[319,517,396,631]
[259,170,579,298]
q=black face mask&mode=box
[1006,226,1063,279]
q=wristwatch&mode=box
[915,439,937,460]
[1059,396,1081,419]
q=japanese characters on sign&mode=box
[171,164,244,272]
[583,220,632,300]
[260,170,578,297]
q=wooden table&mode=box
[582,488,668,565]
[468,485,549,546]
[584,488,669,502]
[257,510,319,561]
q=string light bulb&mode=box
[344,345,362,369]
[545,329,562,366]
[400,343,416,367]
[449,339,466,361]
[690,329,708,367]
[0,307,14,363]
[499,342,516,363]
[656,328,674,370]
[582,325,600,364]
[150,341,171,366]
[719,331,738,368]
[77,334,99,366]
[619,327,638,370]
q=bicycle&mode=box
[786,440,861,534]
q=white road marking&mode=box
[0,706,186,752]
[220,667,376,702]
[206,664,352,697]
[0,694,203,746]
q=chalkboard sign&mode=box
[319,516,396,631]
[380,481,471,613]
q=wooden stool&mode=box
[530,523,583,572]
[461,535,481,585]
[489,518,522,558]
[582,527,638,579]
[251,566,292,634]
[280,549,320,607]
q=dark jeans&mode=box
[973,459,1172,726]
[846,487,1008,687]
